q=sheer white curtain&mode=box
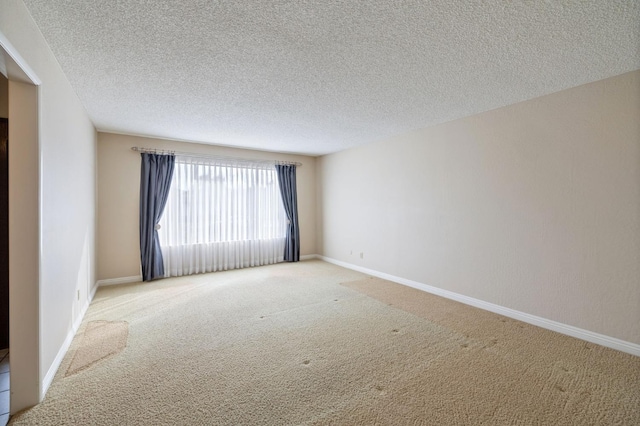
[158,156,287,277]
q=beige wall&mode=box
[1,0,97,410]
[0,74,7,118]
[97,133,317,281]
[317,70,640,345]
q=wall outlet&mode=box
[77,290,80,301]
[360,252,364,259]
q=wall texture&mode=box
[97,132,317,281]
[317,70,640,345]
[1,0,97,409]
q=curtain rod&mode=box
[130,147,302,167]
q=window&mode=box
[158,156,287,276]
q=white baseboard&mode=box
[300,254,319,261]
[319,256,640,357]
[96,260,324,285]
[41,286,95,399]
[90,280,99,300]
[97,263,324,287]
[96,275,142,287]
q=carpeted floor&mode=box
[9,260,640,425]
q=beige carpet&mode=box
[9,260,640,425]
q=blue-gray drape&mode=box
[275,164,300,262]
[140,153,175,281]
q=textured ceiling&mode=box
[22,1,640,155]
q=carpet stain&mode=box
[65,320,128,377]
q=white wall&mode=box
[1,0,97,410]
[97,132,316,281]
[318,70,640,346]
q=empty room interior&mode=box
[1,1,639,425]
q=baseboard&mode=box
[90,280,99,300]
[41,286,95,399]
[96,275,142,287]
[96,260,325,284]
[96,263,325,286]
[300,254,319,261]
[319,256,640,357]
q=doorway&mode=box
[0,74,7,350]
[0,117,7,350]
[0,74,9,425]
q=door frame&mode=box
[0,32,43,413]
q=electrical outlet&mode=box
[77,290,80,301]
[360,252,364,259]
[350,250,353,255]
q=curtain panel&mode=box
[158,156,287,276]
[275,164,300,262]
[139,153,176,281]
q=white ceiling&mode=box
[22,1,640,156]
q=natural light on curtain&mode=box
[158,155,287,276]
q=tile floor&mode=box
[0,349,8,426]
